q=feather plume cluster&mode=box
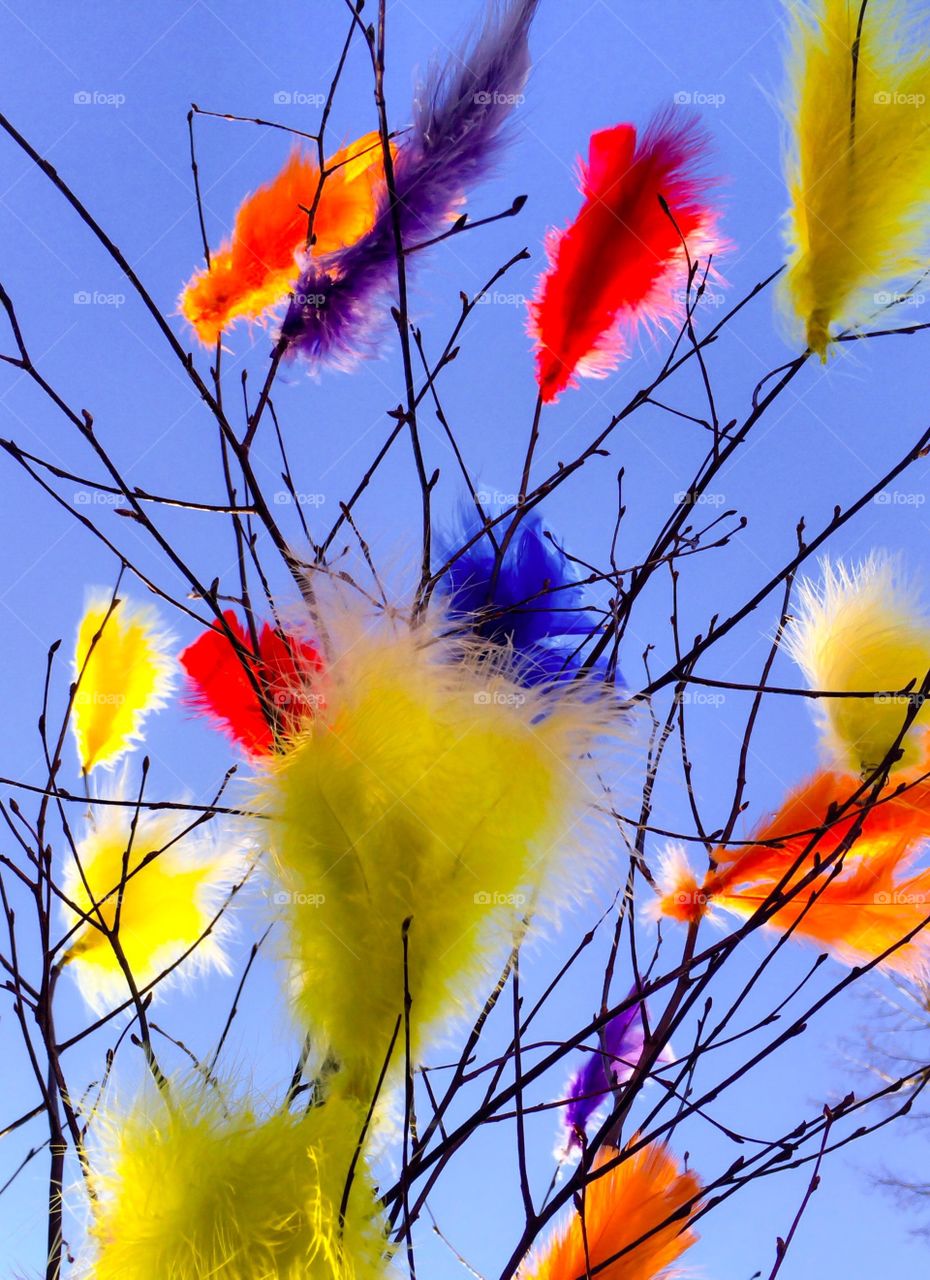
[179,609,324,756]
[61,805,242,1011]
[72,593,176,774]
[781,0,930,357]
[281,0,539,367]
[521,1141,700,1280]
[784,554,930,775]
[651,766,930,975]
[258,604,619,1100]
[180,134,391,345]
[86,1086,388,1280]
[530,109,727,402]
[439,511,618,686]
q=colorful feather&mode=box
[258,602,618,1101]
[529,109,727,403]
[781,0,930,357]
[561,984,672,1152]
[520,1141,700,1280]
[438,510,619,686]
[281,0,539,366]
[179,610,324,756]
[784,554,930,774]
[651,766,930,975]
[180,134,391,346]
[86,1086,388,1280]
[72,593,176,775]
[60,804,243,1012]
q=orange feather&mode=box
[521,1142,700,1280]
[180,134,391,345]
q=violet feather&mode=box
[281,0,539,366]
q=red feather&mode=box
[529,110,727,403]
[179,611,323,756]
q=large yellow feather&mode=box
[85,1086,389,1280]
[784,553,930,773]
[72,593,176,773]
[259,605,622,1101]
[61,805,243,1011]
[781,0,930,357]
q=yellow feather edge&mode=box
[72,592,177,774]
[83,1084,390,1280]
[256,603,631,1102]
[783,552,930,773]
[781,0,930,356]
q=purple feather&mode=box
[281,0,539,366]
[561,984,672,1152]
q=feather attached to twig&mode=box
[258,600,620,1101]
[179,610,324,756]
[529,109,727,402]
[281,0,539,367]
[86,1085,389,1280]
[784,553,930,775]
[438,510,619,686]
[520,1141,700,1280]
[72,593,176,774]
[781,0,930,357]
[179,134,391,345]
[651,765,930,975]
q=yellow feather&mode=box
[781,0,930,356]
[85,1085,389,1280]
[258,605,622,1101]
[784,554,930,773]
[61,805,243,1011]
[72,593,176,773]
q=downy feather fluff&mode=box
[784,553,930,774]
[72,593,176,774]
[180,134,391,345]
[781,0,930,357]
[281,0,539,366]
[85,1086,389,1280]
[179,609,324,756]
[438,510,619,686]
[520,1141,700,1280]
[530,109,727,402]
[61,803,244,1011]
[651,766,930,975]
[258,601,620,1101]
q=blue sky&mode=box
[2,1,930,1276]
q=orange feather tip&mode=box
[179,133,392,346]
[520,1141,700,1280]
[529,108,729,403]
